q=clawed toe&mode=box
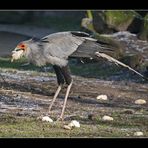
[56,117,63,122]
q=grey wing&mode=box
[40,32,85,59]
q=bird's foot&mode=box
[37,115,43,120]
[56,116,64,122]
[48,111,51,116]
[47,109,55,116]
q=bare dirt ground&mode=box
[0,69,148,117]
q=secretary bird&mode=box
[11,31,147,121]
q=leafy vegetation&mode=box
[105,11,135,27]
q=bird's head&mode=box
[11,42,29,62]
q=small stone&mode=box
[102,115,114,121]
[63,125,72,130]
[71,120,80,128]
[42,116,53,122]
[68,122,75,127]
[135,99,146,105]
[37,116,42,120]
[126,133,130,137]
[122,109,134,114]
[134,132,144,136]
[96,95,108,100]
[68,120,80,128]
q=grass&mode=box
[0,114,129,137]
[0,57,43,71]
[0,112,148,137]
[71,62,120,79]
[0,57,121,79]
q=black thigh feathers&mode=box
[53,65,72,85]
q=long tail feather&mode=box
[95,52,148,80]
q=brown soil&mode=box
[0,70,148,119]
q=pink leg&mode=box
[57,80,73,121]
[48,85,62,113]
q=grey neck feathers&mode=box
[24,41,47,66]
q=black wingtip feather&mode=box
[71,31,90,37]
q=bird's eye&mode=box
[18,43,25,49]
[21,45,25,48]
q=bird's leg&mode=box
[48,85,62,113]
[57,65,73,121]
[57,80,73,121]
[48,65,65,114]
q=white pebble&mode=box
[42,116,53,122]
[63,125,72,130]
[68,122,75,127]
[102,115,114,121]
[68,120,80,128]
[96,95,108,100]
[135,99,146,105]
[134,132,144,136]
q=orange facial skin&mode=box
[17,43,27,50]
